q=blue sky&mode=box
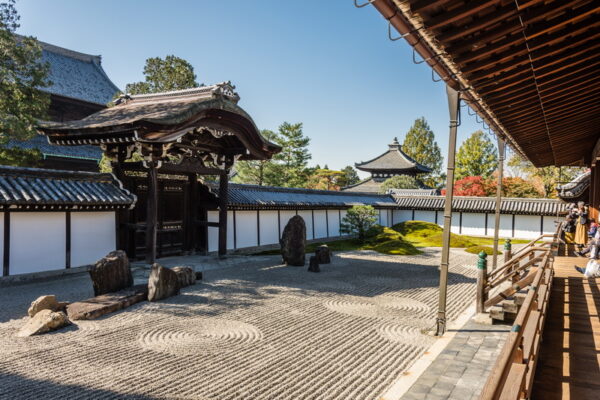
[17,0,489,178]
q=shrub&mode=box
[340,205,379,242]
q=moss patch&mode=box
[465,245,501,255]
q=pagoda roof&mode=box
[355,138,431,174]
[37,82,280,162]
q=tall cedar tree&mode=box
[232,129,279,186]
[401,117,443,188]
[0,0,49,166]
[507,153,584,198]
[270,122,311,188]
[125,55,199,94]
[455,130,498,179]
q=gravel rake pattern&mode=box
[0,248,477,400]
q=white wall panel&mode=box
[514,215,542,239]
[0,212,3,268]
[414,210,436,224]
[71,212,115,267]
[486,213,513,238]
[10,212,66,275]
[379,209,388,227]
[298,210,314,240]
[279,210,297,236]
[314,210,328,238]
[450,212,461,233]
[392,210,412,225]
[461,213,487,236]
[542,216,558,235]
[227,211,235,249]
[327,210,341,237]
[208,211,219,252]
[259,210,279,245]
[235,211,258,249]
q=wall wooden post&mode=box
[218,171,229,257]
[3,212,9,277]
[188,173,198,253]
[145,162,159,264]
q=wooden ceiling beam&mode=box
[426,0,502,31]
[410,0,455,14]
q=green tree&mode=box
[502,177,543,198]
[340,205,379,242]
[232,129,280,185]
[507,153,584,198]
[379,175,420,193]
[402,117,443,188]
[270,122,311,187]
[0,0,50,166]
[455,130,498,179]
[306,168,344,190]
[338,165,360,187]
[125,55,199,94]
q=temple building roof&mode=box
[37,82,280,162]
[37,38,120,105]
[557,171,590,203]
[355,138,431,174]
[6,135,102,162]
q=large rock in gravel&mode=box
[172,266,196,288]
[27,295,68,317]
[148,264,180,301]
[280,215,306,266]
[315,245,331,264]
[66,285,148,320]
[17,309,70,337]
[89,250,133,296]
[308,256,320,273]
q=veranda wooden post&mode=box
[218,170,229,257]
[476,251,488,313]
[146,161,159,264]
[436,84,460,336]
[492,137,505,269]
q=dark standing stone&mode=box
[89,250,133,296]
[147,264,180,301]
[195,271,203,281]
[308,256,320,273]
[280,215,306,266]
[172,266,196,288]
[315,245,332,264]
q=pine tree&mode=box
[125,55,199,94]
[379,175,420,193]
[232,129,279,186]
[455,130,498,179]
[338,165,360,187]
[270,122,311,187]
[401,117,443,188]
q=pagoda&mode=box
[343,138,431,193]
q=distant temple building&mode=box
[343,138,431,193]
[7,38,120,171]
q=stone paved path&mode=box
[1,249,478,400]
[400,320,510,400]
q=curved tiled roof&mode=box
[0,165,135,210]
[6,135,102,161]
[38,39,120,105]
[223,183,397,209]
[341,178,382,193]
[393,195,566,216]
[355,138,431,174]
[557,171,590,201]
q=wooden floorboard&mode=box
[532,256,600,400]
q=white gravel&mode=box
[0,248,478,400]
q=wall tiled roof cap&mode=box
[6,135,102,161]
[0,165,135,210]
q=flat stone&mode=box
[148,264,180,302]
[27,295,68,317]
[66,285,148,320]
[89,250,133,296]
[17,309,70,337]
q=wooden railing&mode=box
[479,225,560,400]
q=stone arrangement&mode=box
[308,256,320,273]
[148,264,181,301]
[67,285,148,320]
[315,245,332,264]
[280,215,306,266]
[27,295,68,317]
[88,250,133,296]
[18,295,72,337]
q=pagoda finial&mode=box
[389,137,400,149]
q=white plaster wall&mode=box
[314,210,328,238]
[392,210,412,225]
[259,210,279,246]
[327,210,341,237]
[298,210,314,240]
[235,211,258,249]
[542,216,558,235]
[340,210,348,232]
[486,213,513,238]
[207,211,219,252]
[514,215,542,239]
[414,210,436,224]
[461,213,487,236]
[71,212,115,267]
[279,210,297,237]
[10,212,66,275]
[227,211,235,249]
[0,212,3,267]
[450,212,461,233]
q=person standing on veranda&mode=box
[574,201,589,248]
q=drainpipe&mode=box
[492,138,506,269]
[436,84,460,336]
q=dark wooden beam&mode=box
[123,161,225,176]
[66,211,71,269]
[3,212,9,277]
[218,171,228,257]
[145,162,158,263]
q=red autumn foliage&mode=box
[441,176,543,198]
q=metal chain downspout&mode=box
[492,137,506,269]
[436,84,460,336]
